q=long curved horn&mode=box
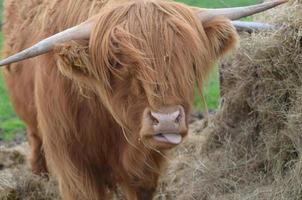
[0,19,95,66]
[198,0,288,22]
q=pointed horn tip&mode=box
[0,61,8,67]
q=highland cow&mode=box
[0,0,286,199]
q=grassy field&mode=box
[0,0,259,140]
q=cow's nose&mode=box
[148,106,187,145]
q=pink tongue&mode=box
[162,133,182,144]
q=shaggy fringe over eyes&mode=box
[87,0,214,129]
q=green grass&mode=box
[0,0,259,140]
[194,67,220,110]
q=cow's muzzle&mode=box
[140,105,187,148]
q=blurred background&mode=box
[0,0,260,141]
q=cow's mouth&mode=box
[153,133,182,145]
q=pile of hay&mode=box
[157,0,302,199]
[0,144,60,200]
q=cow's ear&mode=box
[55,40,92,79]
[203,17,238,59]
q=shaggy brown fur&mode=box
[2,0,238,199]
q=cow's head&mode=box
[0,0,287,151]
[54,1,240,150]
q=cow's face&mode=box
[57,0,238,150]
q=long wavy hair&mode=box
[56,0,215,129]
[3,0,237,198]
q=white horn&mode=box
[198,0,288,22]
[0,19,95,66]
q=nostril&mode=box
[149,112,159,126]
[175,113,182,124]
